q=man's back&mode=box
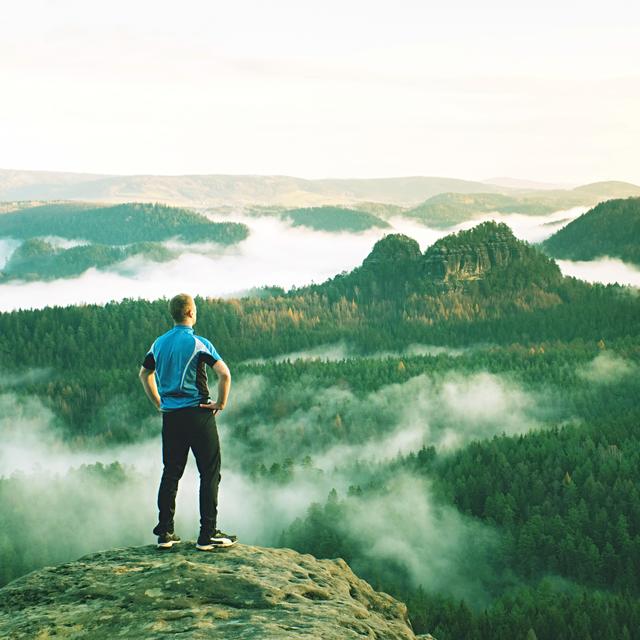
[143,325,221,411]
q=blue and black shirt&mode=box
[142,325,222,412]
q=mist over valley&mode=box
[2,178,640,638]
[2,193,639,311]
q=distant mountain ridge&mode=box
[571,181,640,199]
[482,177,571,190]
[0,169,502,207]
[2,168,638,209]
[0,169,640,215]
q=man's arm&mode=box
[139,366,161,410]
[199,360,231,415]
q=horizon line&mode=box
[4,166,635,190]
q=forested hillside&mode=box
[1,219,639,640]
[0,201,248,245]
[0,221,637,438]
[404,193,559,228]
[541,197,640,265]
[0,238,176,281]
[284,206,390,232]
[283,396,640,638]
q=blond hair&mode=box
[169,293,195,322]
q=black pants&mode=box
[154,406,221,536]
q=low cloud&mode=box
[0,368,50,388]
[576,351,638,384]
[2,207,629,313]
[1,367,550,527]
[450,207,588,243]
[0,393,63,475]
[0,392,156,476]
[0,387,346,556]
[0,216,385,311]
[556,257,640,288]
[0,364,562,603]
[242,341,469,364]
[227,370,550,470]
[0,238,20,270]
[346,473,504,605]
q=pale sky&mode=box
[1,0,639,183]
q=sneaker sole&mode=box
[195,540,238,551]
[157,540,181,549]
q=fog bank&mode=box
[1,207,620,312]
[450,206,587,243]
[556,257,640,287]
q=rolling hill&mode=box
[403,193,559,228]
[0,239,176,281]
[1,218,636,456]
[2,169,639,211]
[0,169,503,207]
[283,206,390,232]
[0,202,248,245]
[1,217,638,640]
[541,197,640,265]
[571,181,640,200]
[402,182,640,229]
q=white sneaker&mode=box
[196,529,238,550]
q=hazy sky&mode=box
[1,1,639,183]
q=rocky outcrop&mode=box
[359,222,554,290]
[0,543,430,639]
[423,228,526,283]
[296,221,563,305]
[421,221,558,287]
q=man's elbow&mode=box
[139,367,152,380]
[214,360,231,380]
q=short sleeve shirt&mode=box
[142,325,221,411]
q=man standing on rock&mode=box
[139,293,237,550]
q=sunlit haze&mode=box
[1,0,639,183]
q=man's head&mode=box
[169,293,197,326]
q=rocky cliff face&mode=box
[0,543,435,639]
[423,227,527,283]
[420,221,561,288]
[304,221,563,304]
[358,221,558,291]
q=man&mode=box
[139,293,237,550]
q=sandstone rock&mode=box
[0,543,424,639]
[421,221,561,291]
[423,230,522,283]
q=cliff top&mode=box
[0,543,430,639]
